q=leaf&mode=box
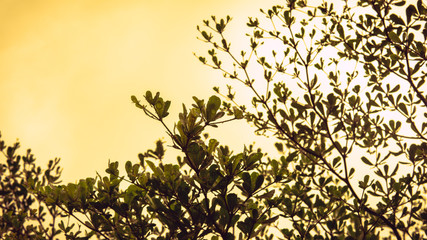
[326,220,337,230]
[162,100,171,118]
[131,95,138,103]
[349,168,355,177]
[125,161,132,175]
[138,153,144,166]
[237,219,251,234]
[256,190,275,199]
[232,106,244,119]
[206,95,221,122]
[254,174,264,192]
[131,95,144,109]
[361,156,373,166]
[226,193,238,210]
[145,91,153,104]
[406,4,418,24]
[364,54,376,62]
[337,24,344,39]
[391,164,399,177]
[398,103,408,115]
[332,156,341,168]
[246,152,262,169]
[198,56,206,63]
[262,215,279,225]
[153,92,160,103]
[394,1,406,6]
[241,172,252,195]
[390,14,405,25]
[416,41,426,57]
[418,0,425,13]
[187,142,206,169]
[145,160,157,175]
[390,84,400,93]
[216,23,223,33]
[388,31,401,43]
[408,33,414,43]
[201,31,211,41]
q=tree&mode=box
[0,132,62,239]
[1,0,427,239]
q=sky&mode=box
[0,0,283,182]
[0,0,417,185]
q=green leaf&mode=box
[206,95,221,122]
[241,172,251,194]
[162,100,171,118]
[246,152,262,170]
[145,91,153,104]
[361,156,373,166]
[145,160,158,175]
[257,190,275,199]
[388,31,401,43]
[131,95,144,109]
[131,95,138,103]
[237,218,253,235]
[125,161,132,175]
[254,174,264,192]
[232,106,244,119]
[187,142,206,169]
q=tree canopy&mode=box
[1,0,427,239]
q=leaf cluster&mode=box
[0,132,62,239]
[2,0,427,239]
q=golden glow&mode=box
[0,0,283,182]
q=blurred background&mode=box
[0,0,281,182]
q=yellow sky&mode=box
[0,0,284,182]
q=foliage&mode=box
[0,132,62,239]
[194,0,427,238]
[2,0,427,239]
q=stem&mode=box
[404,45,427,108]
[55,204,111,240]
